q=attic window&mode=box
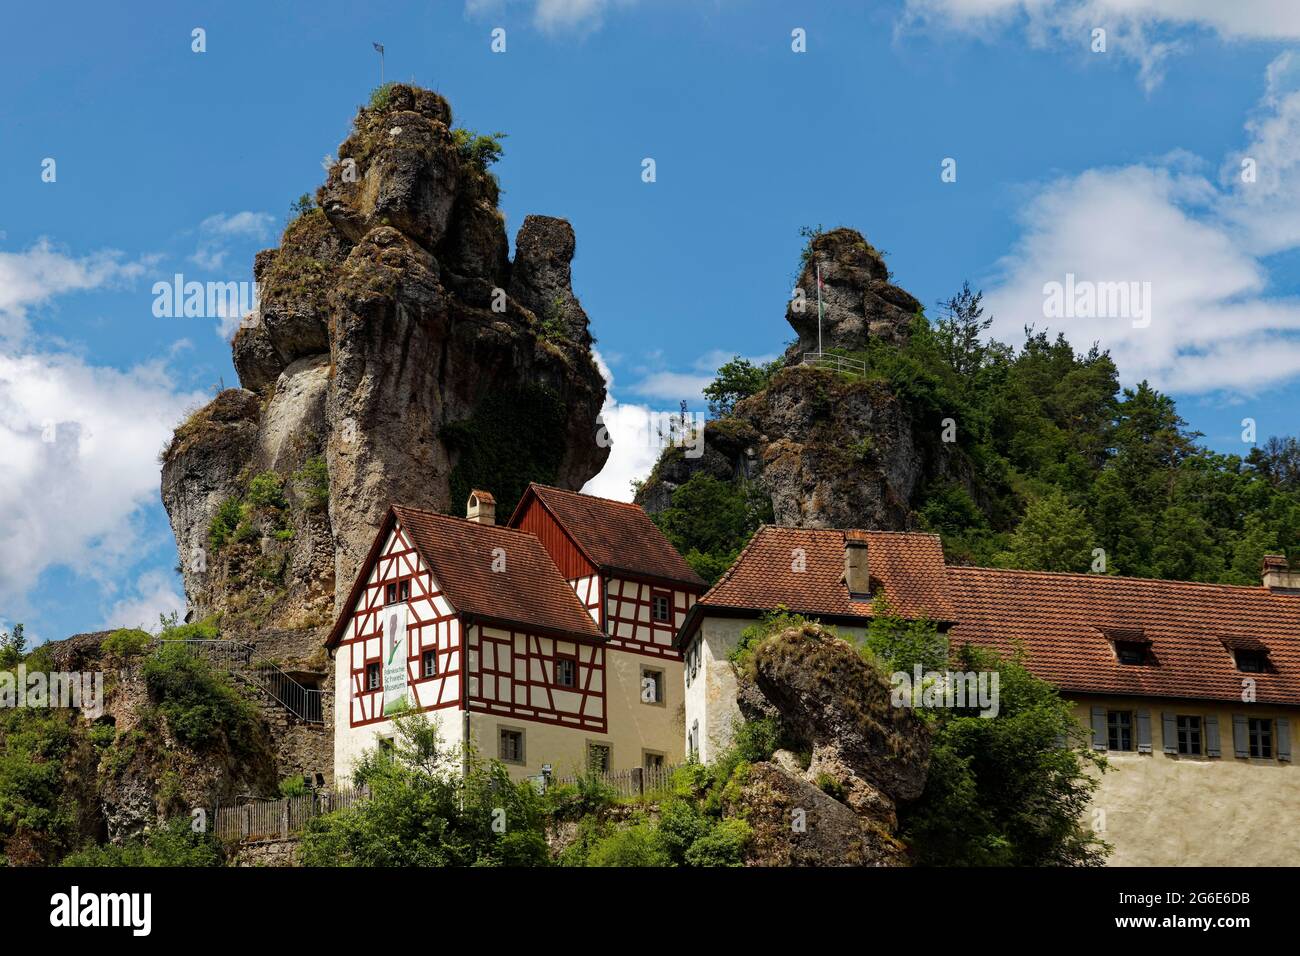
[1116,642,1148,666]
[1236,649,1269,673]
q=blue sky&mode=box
[3,0,1300,642]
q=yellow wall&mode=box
[1075,695,1300,866]
[469,647,684,780]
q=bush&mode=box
[583,820,670,867]
[102,628,151,659]
[62,817,223,867]
[141,644,257,750]
[452,128,507,172]
[294,456,330,511]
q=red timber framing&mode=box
[338,522,462,729]
[603,575,694,660]
[466,624,606,733]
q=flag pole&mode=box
[374,42,385,85]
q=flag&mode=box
[373,42,385,54]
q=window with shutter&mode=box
[1136,710,1152,753]
[1161,712,1178,754]
[1249,718,1273,758]
[1205,714,1221,757]
[1233,714,1249,758]
[1090,706,1107,751]
[1176,715,1202,755]
[1107,710,1133,751]
[1278,718,1292,762]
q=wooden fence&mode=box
[211,787,367,842]
[550,763,679,800]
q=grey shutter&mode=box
[1233,714,1249,758]
[1091,706,1107,751]
[1205,714,1221,757]
[1136,710,1152,753]
[1278,718,1292,762]
[1161,712,1178,754]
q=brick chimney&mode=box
[1262,554,1300,592]
[844,533,871,599]
[466,489,496,525]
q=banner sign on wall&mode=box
[382,604,409,716]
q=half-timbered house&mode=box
[327,486,704,782]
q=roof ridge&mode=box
[948,563,1275,593]
[393,504,539,538]
[530,482,643,511]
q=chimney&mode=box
[1262,554,1300,592]
[466,489,496,525]
[844,533,871,599]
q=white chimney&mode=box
[466,489,496,525]
[1262,554,1300,592]
[844,534,870,598]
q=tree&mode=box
[997,490,1098,573]
[934,281,992,378]
[651,474,770,584]
[0,624,26,667]
[702,356,776,418]
[299,708,550,866]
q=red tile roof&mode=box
[509,484,706,589]
[679,526,955,644]
[326,506,604,647]
[947,566,1300,707]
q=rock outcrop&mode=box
[160,85,609,670]
[732,622,932,865]
[636,226,971,530]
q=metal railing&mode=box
[551,763,679,800]
[211,786,368,842]
[155,639,324,724]
[801,351,866,377]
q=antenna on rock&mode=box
[372,42,385,85]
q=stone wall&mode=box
[230,838,299,867]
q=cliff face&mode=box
[637,227,968,531]
[161,85,609,663]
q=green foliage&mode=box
[900,644,1109,866]
[102,628,151,659]
[543,770,618,822]
[279,776,309,798]
[863,596,948,675]
[300,709,550,867]
[208,471,292,552]
[651,474,771,585]
[995,489,1098,573]
[0,624,26,668]
[368,82,396,111]
[703,355,779,418]
[452,127,507,173]
[442,384,568,520]
[289,193,316,221]
[141,643,257,750]
[582,818,671,866]
[62,816,223,867]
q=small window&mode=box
[421,649,437,678]
[1249,718,1273,758]
[688,720,700,758]
[1176,715,1202,755]
[644,752,665,771]
[1236,649,1268,673]
[365,662,381,690]
[641,667,664,704]
[651,591,672,623]
[1107,710,1133,752]
[555,656,577,688]
[399,580,410,601]
[499,729,524,764]
[587,743,611,772]
[385,583,397,605]
[1116,641,1147,665]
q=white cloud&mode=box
[101,570,186,633]
[582,350,667,501]
[190,211,274,271]
[985,55,1300,395]
[0,350,205,621]
[465,0,635,34]
[901,0,1300,90]
[626,348,777,406]
[0,240,150,340]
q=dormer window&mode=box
[1116,642,1147,666]
[1235,649,1268,673]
